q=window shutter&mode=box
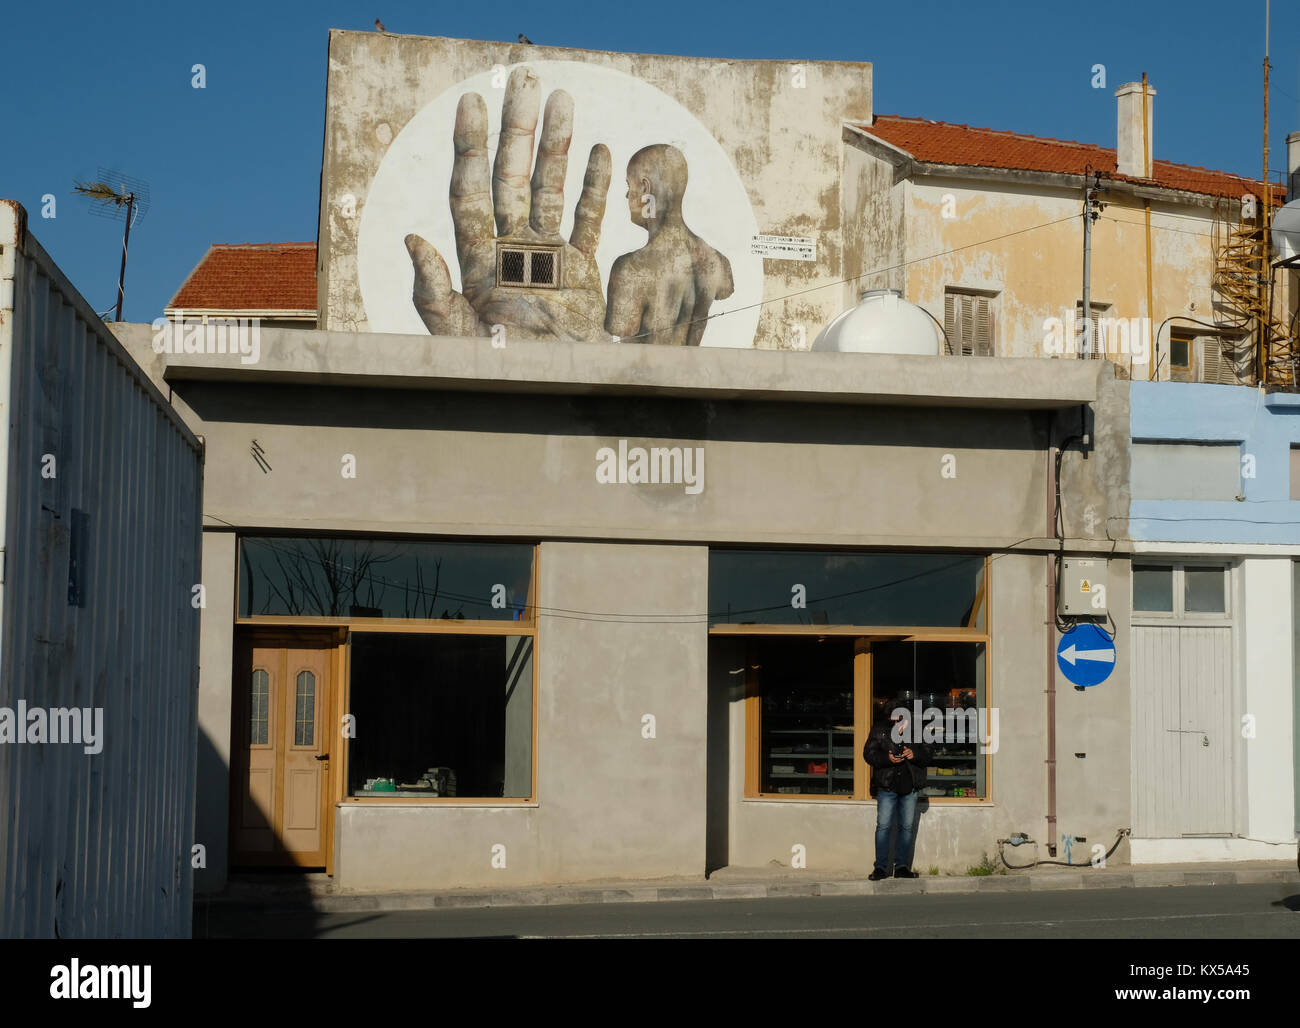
[945,290,996,356]
[1198,337,1236,384]
[943,293,957,355]
[975,296,993,356]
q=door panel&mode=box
[1132,626,1182,837]
[231,634,335,867]
[1179,626,1233,835]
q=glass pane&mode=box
[754,638,855,797]
[1184,567,1225,613]
[295,671,315,746]
[709,551,986,628]
[1133,565,1173,612]
[239,538,533,620]
[250,669,269,746]
[347,634,533,799]
[870,641,987,799]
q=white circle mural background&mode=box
[358,61,763,347]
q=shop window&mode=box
[238,537,533,621]
[754,638,856,797]
[871,641,987,799]
[347,633,533,799]
[742,637,989,801]
[709,550,986,629]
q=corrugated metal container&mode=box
[0,200,204,938]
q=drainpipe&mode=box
[1045,423,1058,857]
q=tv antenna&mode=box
[73,169,151,321]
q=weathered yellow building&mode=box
[847,82,1293,383]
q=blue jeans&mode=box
[874,789,918,872]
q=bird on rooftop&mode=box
[375,18,386,32]
[518,33,532,44]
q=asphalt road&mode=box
[199,883,1300,939]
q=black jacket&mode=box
[863,722,932,796]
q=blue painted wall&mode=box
[1129,381,1300,544]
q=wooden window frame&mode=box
[234,540,541,809]
[728,556,993,804]
[944,288,996,357]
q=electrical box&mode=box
[1060,558,1108,616]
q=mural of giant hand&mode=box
[405,67,613,341]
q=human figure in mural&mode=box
[404,67,733,345]
[605,144,734,346]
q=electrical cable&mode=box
[612,212,1082,344]
[998,828,1130,870]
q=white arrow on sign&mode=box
[1060,644,1115,665]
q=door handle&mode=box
[315,753,330,761]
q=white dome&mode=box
[811,289,942,355]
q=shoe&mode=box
[868,868,890,881]
[894,867,919,879]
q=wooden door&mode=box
[231,633,335,867]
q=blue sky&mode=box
[1,0,1296,322]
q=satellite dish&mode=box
[1271,198,1300,265]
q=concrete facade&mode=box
[108,320,1137,891]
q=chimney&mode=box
[1115,80,1155,178]
[1288,131,1300,201]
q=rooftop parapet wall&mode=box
[138,325,1127,553]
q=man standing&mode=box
[864,710,932,880]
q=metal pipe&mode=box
[1142,74,1156,381]
[1045,426,1058,856]
[114,193,134,323]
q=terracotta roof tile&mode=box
[169,242,317,312]
[859,116,1285,202]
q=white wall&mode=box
[1243,557,1296,843]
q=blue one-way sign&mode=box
[1056,623,1116,687]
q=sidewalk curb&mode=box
[198,868,1300,916]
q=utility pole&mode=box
[1259,0,1272,384]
